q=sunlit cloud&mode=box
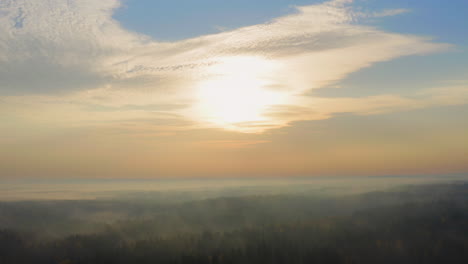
[0,0,458,133]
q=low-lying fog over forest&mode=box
[2,0,467,263]
[1,176,467,264]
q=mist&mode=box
[1,176,467,263]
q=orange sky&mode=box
[1,0,467,179]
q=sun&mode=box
[194,56,285,132]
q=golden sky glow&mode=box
[194,56,287,132]
[0,0,467,178]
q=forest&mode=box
[0,181,467,264]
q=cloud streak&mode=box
[0,0,459,133]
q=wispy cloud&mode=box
[371,8,410,18]
[0,0,458,133]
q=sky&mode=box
[0,0,467,179]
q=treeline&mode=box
[1,183,467,240]
[0,183,467,263]
[1,200,467,263]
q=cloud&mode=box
[371,9,410,18]
[265,85,468,128]
[0,0,458,133]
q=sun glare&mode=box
[195,56,285,132]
